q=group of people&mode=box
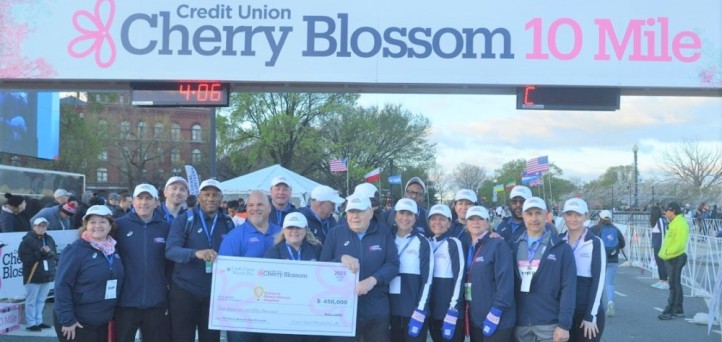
[7,171,694,342]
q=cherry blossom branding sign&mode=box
[2,0,721,88]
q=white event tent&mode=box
[219,164,322,205]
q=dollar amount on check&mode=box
[209,256,359,336]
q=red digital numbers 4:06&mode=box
[178,83,223,102]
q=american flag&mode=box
[526,155,549,174]
[329,158,348,172]
[529,177,544,187]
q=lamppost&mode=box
[632,144,639,210]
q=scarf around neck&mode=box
[81,232,117,256]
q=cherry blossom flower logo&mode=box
[67,0,116,68]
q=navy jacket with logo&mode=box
[54,239,124,327]
[114,211,171,309]
[264,240,322,261]
[165,207,234,297]
[389,228,433,317]
[496,216,527,247]
[298,206,337,244]
[467,233,516,330]
[320,221,399,319]
[514,230,576,330]
[269,202,296,227]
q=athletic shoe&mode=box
[26,325,41,332]
[651,281,662,288]
[658,313,674,320]
[658,283,670,290]
[607,302,615,317]
[38,323,51,329]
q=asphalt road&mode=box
[2,265,719,341]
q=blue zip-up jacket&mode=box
[269,202,296,227]
[428,233,465,320]
[264,240,322,261]
[561,228,606,323]
[219,220,281,257]
[31,205,72,230]
[468,233,516,331]
[298,207,337,244]
[165,207,234,297]
[114,211,171,309]
[389,228,434,317]
[496,216,526,247]
[320,220,399,319]
[54,239,124,327]
[154,203,187,225]
[514,231,576,330]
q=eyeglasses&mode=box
[510,199,525,205]
[405,190,423,197]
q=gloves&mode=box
[441,309,458,340]
[407,309,426,337]
[482,307,503,336]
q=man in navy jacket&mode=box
[114,184,171,342]
[321,194,399,342]
[298,185,345,244]
[514,197,576,342]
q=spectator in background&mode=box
[269,176,296,227]
[31,201,76,231]
[113,193,132,218]
[106,193,120,212]
[590,210,625,318]
[73,191,105,229]
[1,192,29,232]
[657,202,690,320]
[226,200,245,226]
[298,185,345,244]
[649,206,669,290]
[45,189,71,208]
[19,217,58,332]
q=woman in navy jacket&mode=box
[560,199,606,342]
[465,206,515,342]
[265,212,322,261]
[54,205,124,342]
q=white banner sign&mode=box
[3,0,721,89]
[0,304,21,335]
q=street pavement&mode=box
[2,265,719,341]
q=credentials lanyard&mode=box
[397,236,414,257]
[162,205,172,223]
[454,222,465,239]
[104,253,114,269]
[285,243,301,261]
[432,237,447,253]
[526,231,547,266]
[41,238,46,247]
[466,233,488,271]
[569,228,587,253]
[199,209,218,247]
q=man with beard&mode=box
[496,186,533,246]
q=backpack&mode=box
[600,225,619,255]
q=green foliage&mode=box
[53,104,103,173]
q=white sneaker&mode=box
[658,283,670,290]
[607,302,616,317]
[651,281,662,288]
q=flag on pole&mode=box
[505,181,516,190]
[388,174,402,185]
[493,184,504,192]
[330,158,348,172]
[526,155,549,174]
[364,168,381,182]
[492,191,498,202]
[529,177,544,187]
[184,165,201,196]
[521,171,542,185]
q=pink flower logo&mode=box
[67,0,116,68]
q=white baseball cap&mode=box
[165,176,189,189]
[466,206,490,220]
[394,198,418,213]
[270,176,290,187]
[599,210,612,220]
[563,198,589,214]
[83,205,113,220]
[53,189,70,197]
[405,177,426,192]
[510,186,532,200]
[133,184,159,199]
[199,179,222,191]
[345,195,371,212]
[32,217,49,226]
[454,189,477,203]
[282,212,308,229]
[354,183,378,199]
[522,197,547,212]
[428,204,452,220]
[311,185,344,204]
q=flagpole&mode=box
[548,172,554,206]
[346,160,350,196]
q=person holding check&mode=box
[265,211,322,261]
[320,194,399,342]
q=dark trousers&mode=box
[469,326,514,342]
[328,316,390,342]
[114,306,170,342]
[569,311,605,342]
[428,318,465,342]
[653,246,668,281]
[169,283,219,342]
[664,253,687,314]
[227,332,325,342]
[53,312,108,342]
[390,315,428,342]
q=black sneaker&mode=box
[658,314,674,320]
[26,325,42,332]
[38,323,51,329]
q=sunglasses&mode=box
[510,199,525,205]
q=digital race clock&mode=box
[516,86,620,111]
[130,82,230,107]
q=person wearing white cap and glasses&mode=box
[388,198,434,342]
[53,205,124,341]
[269,176,296,227]
[426,204,465,342]
[559,198,606,342]
[113,184,172,342]
[513,197,576,342]
[495,185,533,246]
[320,194,399,342]
[464,206,516,342]
[19,217,58,332]
[157,176,190,224]
[384,177,430,236]
[298,185,345,244]
[590,209,625,318]
[166,179,235,342]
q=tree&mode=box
[451,163,487,191]
[428,163,453,204]
[660,141,722,194]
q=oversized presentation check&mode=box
[209,256,359,336]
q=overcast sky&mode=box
[357,94,722,183]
